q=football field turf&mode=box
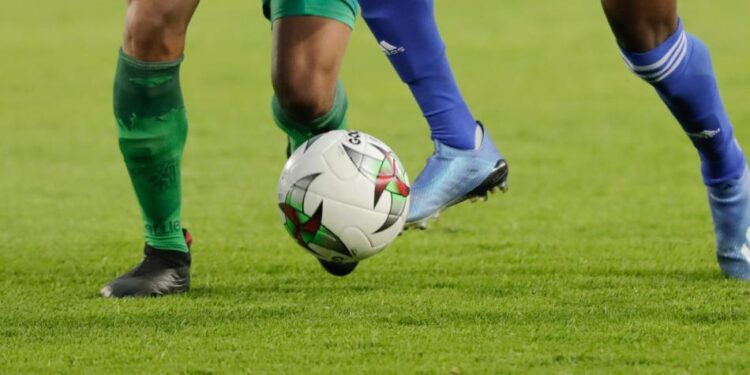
[3,0,750,373]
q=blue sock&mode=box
[360,0,478,150]
[620,19,746,185]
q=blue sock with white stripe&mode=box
[620,19,745,185]
[360,0,478,150]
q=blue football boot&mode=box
[406,122,508,229]
[708,166,750,279]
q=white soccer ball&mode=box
[277,130,410,264]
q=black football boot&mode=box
[100,229,193,298]
[317,259,358,277]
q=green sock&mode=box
[114,49,188,252]
[272,80,349,151]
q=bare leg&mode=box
[123,0,199,61]
[601,0,677,52]
[272,16,351,123]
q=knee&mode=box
[273,71,336,123]
[123,2,189,61]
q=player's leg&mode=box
[602,0,750,279]
[264,0,359,276]
[359,0,508,229]
[102,0,199,297]
[264,0,356,153]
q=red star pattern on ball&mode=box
[372,144,410,207]
[278,202,323,251]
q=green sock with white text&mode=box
[114,49,189,252]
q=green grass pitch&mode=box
[2,0,750,373]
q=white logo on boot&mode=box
[741,227,750,262]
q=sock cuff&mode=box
[620,19,687,83]
[311,81,348,129]
[272,80,348,137]
[118,48,184,71]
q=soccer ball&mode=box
[277,130,410,263]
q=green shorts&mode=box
[262,0,359,29]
